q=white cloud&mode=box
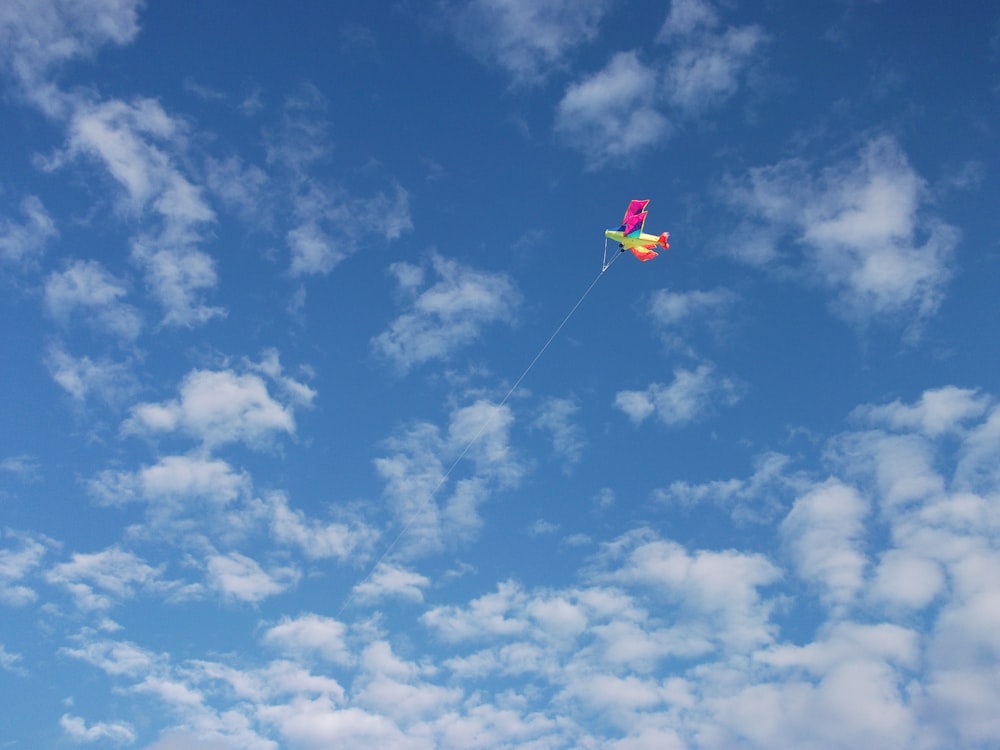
[555,51,671,169]
[287,183,412,277]
[265,492,377,562]
[0,643,25,674]
[593,530,781,652]
[0,195,57,268]
[533,397,585,470]
[45,546,164,611]
[372,254,521,372]
[60,713,136,744]
[663,25,768,115]
[45,345,138,405]
[781,479,869,611]
[854,386,991,437]
[0,529,55,606]
[43,94,224,327]
[374,399,524,556]
[263,613,351,665]
[130,238,224,328]
[124,367,302,449]
[264,88,412,276]
[205,552,299,603]
[446,0,612,85]
[658,0,719,38]
[614,363,743,427]
[648,286,740,353]
[352,562,430,604]
[44,259,142,339]
[88,455,250,508]
[655,451,798,523]
[723,135,959,333]
[0,0,141,91]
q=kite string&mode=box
[337,253,622,617]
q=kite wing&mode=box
[621,199,649,237]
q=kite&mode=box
[604,199,669,268]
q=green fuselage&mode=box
[604,229,660,249]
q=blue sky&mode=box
[2,1,999,747]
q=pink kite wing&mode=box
[621,199,649,236]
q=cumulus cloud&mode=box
[722,135,959,333]
[781,479,869,611]
[351,562,430,604]
[614,363,744,427]
[205,552,299,603]
[263,613,351,664]
[124,363,313,449]
[372,253,521,372]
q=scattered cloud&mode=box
[1,529,56,606]
[45,345,138,405]
[614,363,744,427]
[351,562,431,604]
[45,546,165,611]
[44,259,142,339]
[123,364,312,450]
[205,551,299,603]
[662,22,768,116]
[555,51,671,170]
[533,397,586,470]
[0,195,57,268]
[60,713,137,745]
[372,254,521,372]
[374,398,524,556]
[722,135,959,334]
[445,0,612,85]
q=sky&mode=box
[1,0,999,747]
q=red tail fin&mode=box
[658,232,670,249]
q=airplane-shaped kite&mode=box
[604,199,669,263]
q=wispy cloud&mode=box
[0,196,57,269]
[533,396,586,470]
[1,529,56,606]
[60,714,136,745]
[45,345,138,405]
[374,399,524,556]
[0,0,141,93]
[445,0,612,85]
[554,51,671,170]
[372,253,521,372]
[661,16,768,115]
[614,363,744,427]
[45,546,165,611]
[44,259,142,339]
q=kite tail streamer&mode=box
[336,256,621,617]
